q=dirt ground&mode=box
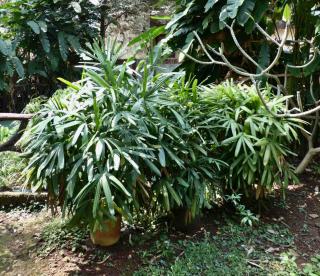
[0,172,319,276]
[264,172,320,266]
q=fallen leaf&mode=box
[266,247,280,253]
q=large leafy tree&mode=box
[0,0,152,112]
[166,0,269,80]
[0,0,101,111]
[166,0,320,89]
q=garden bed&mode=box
[1,172,319,275]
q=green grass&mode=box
[38,219,89,256]
[0,123,26,189]
[135,222,320,275]
[0,152,26,189]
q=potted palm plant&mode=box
[23,39,159,245]
[23,39,224,244]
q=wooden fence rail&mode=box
[0,113,34,152]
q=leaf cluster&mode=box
[0,0,100,92]
[199,81,302,198]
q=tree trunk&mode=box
[295,147,320,174]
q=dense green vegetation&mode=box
[0,0,148,112]
[166,0,320,87]
[22,39,302,231]
[0,0,319,274]
[23,40,223,226]
[199,82,300,198]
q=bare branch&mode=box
[0,113,34,121]
[226,21,263,71]
[255,23,281,47]
[178,49,218,65]
[287,40,318,69]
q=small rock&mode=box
[315,223,320,228]
[309,214,319,219]
[63,256,70,263]
[128,254,132,260]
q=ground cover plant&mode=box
[135,222,320,275]
[0,123,26,190]
[0,152,26,190]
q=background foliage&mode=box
[166,0,320,93]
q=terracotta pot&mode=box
[90,216,122,246]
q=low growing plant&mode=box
[39,219,88,256]
[0,123,26,190]
[225,193,259,226]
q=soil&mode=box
[263,171,320,266]
[0,172,319,276]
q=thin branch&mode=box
[255,23,281,47]
[287,40,318,69]
[226,21,263,71]
[177,49,219,65]
[297,92,303,112]
[258,23,289,76]
[0,113,34,121]
[193,31,220,64]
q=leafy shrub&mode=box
[23,40,222,228]
[199,82,301,198]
